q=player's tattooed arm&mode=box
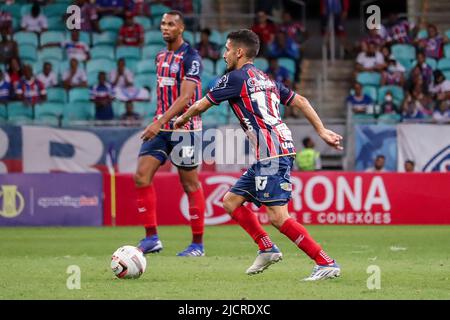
[290,94,344,150]
[174,97,213,129]
[140,80,197,141]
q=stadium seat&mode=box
[216,59,227,74]
[362,86,378,103]
[91,45,115,60]
[34,59,62,75]
[202,58,215,76]
[151,16,162,29]
[124,58,139,73]
[42,3,68,17]
[142,45,164,59]
[35,102,64,125]
[278,58,296,76]
[47,88,67,103]
[40,31,65,47]
[92,32,117,46]
[150,3,171,17]
[133,101,153,117]
[39,47,64,61]
[183,31,195,45]
[357,72,381,87]
[444,71,450,81]
[437,58,450,71]
[254,57,269,71]
[352,113,376,124]
[7,101,34,123]
[99,16,123,32]
[14,31,38,47]
[396,58,413,71]
[391,44,416,61]
[134,73,156,88]
[19,44,38,62]
[417,29,428,39]
[202,106,228,126]
[412,57,437,70]
[378,85,404,106]
[444,44,450,59]
[86,59,116,74]
[1,4,22,19]
[112,101,125,119]
[145,30,165,45]
[116,46,141,60]
[137,60,157,74]
[62,101,95,124]
[134,16,151,30]
[0,104,7,121]
[68,88,90,103]
[47,16,66,31]
[87,72,99,86]
[19,3,32,16]
[445,29,450,39]
[377,113,401,124]
[65,31,91,46]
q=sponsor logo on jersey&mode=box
[170,63,180,73]
[280,182,292,191]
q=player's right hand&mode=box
[140,121,161,141]
[173,116,188,130]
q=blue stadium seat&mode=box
[215,59,227,74]
[42,3,68,17]
[445,29,450,39]
[65,31,91,46]
[137,60,157,74]
[391,44,416,60]
[1,4,22,19]
[133,101,153,118]
[39,47,64,61]
[352,113,376,124]
[437,58,450,71]
[183,31,195,45]
[357,72,382,87]
[445,44,450,58]
[134,16,151,30]
[68,88,91,103]
[151,16,162,29]
[124,58,139,73]
[254,57,269,71]
[112,101,124,119]
[47,17,66,31]
[99,16,123,32]
[35,102,64,125]
[202,58,215,75]
[412,57,437,70]
[7,101,34,123]
[87,72,99,86]
[14,31,38,47]
[19,4,32,16]
[396,58,413,71]
[134,73,156,88]
[116,46,141,60]
[19,44,38,62]
[145,30,165,45]
[378,85,404,106]
[278,58,296,76]
[444,71,450,81]
[40,31,65,47]
[202,107,228,126]
[92,32,117,46]
[142,44,164,59]
[62,102,95,124]
[86,59,116,74]
[362,86,378,103]
[150,3,171,17]
[0,104,7,122]
[417,29,428,39]
[91,45,115,60]
[377,113,401,124]
[47,88,67,103]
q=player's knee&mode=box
[134,171,149,187]
[222,194,238,214]
[269,215,284,229]
[181,181,200,193]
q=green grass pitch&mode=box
[0,225,449,299]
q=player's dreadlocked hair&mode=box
[227,29,260,59]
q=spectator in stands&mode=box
[379,91,400,115]
[110,58,149,101]
[61,30,90,62]
[380,45,392,64]
[411,83,434,114]
[385,12,416,44]
[266,57,292,88]
[0,70,12,104]
[195,28,221,61]
[120,100,142,121]
[381,56,405,87]
[268,30,300,61]
[7,57,22,91]
[346,82,373,114]
[361,28,386,53]
[159,0,194,29]
[62,58,88,90]
[15,64,47,106]
[96,0,124,17]
[402,88,429,120]
[251,11,277,56]
[355,41,385,73]
[118,11,144,47]
[21,2,48,34]
[365,155,387,172]
[125,0,151,17]
[36,62,58,88]
[279,11,307,46]
[432,99,450,123]
[417,24,447,60]
[404,160,415,172]
[320,0,349,40]
[0,27,18,65]
[74,0,100,33]
[411,51,434,90]
[0,9,13,32]
[90,71,114,121]
[295,137,321,171]
[429,70,450,103]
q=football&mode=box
[111,246,147,279]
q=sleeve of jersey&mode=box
[183,52,202,84]
[205,72,242,105]
[277,81,297,106]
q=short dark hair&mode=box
[405,159,415,165]
[201,28,211,36]
[376,155,385,160]
[227,29,260,59]
[166,10,185,24]
[302,137,311,148]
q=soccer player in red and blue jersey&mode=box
[137,11,206,257]
[175,29,343,280]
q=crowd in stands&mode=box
[347,13,450,124]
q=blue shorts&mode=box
[138,131,201,169]
[230,156,294,207]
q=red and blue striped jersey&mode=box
[206,63,297,161]
[154,42,202,131]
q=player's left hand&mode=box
[173,116,188,130]
[319,129,343,151]
[140,121,162,141]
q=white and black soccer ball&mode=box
[111,246,147,279]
